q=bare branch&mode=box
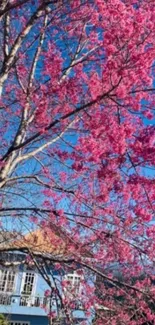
[3,12,10,58]
[0,0,30,17]
[27,13,48,92]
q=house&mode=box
[0,230,87,325]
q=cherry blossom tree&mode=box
[0,0,155,324]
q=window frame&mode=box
[20,272,37,296]
[0,269,17,294]
[65,272,81,295]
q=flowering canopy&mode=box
[0,0,155,324]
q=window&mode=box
[0,294,12,305]
[0,270,16,293]
[66,273,81,294]
[9,322,30,325]
[21,273,35,295]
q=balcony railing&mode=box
[19,295,50,308]
[0,293,52,309]
[0,294,12,305]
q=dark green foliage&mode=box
[0,314,9,325]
